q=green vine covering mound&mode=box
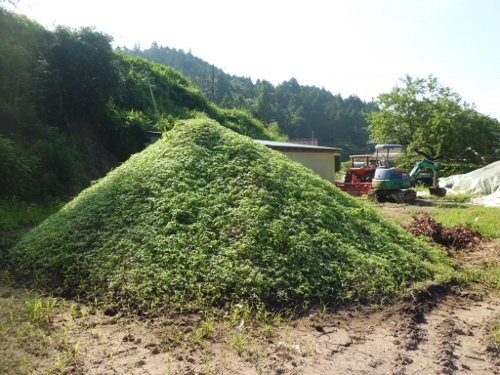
[9,119,454,311]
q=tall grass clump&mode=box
[9,119,454,312]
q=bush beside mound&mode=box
[9,119,454,311]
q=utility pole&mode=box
[145,73,160,123]
[207,64,216,101]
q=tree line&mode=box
[369,75,500,171]
[2,8,498,205]
[125,44,499,170]
[120,44,377,156]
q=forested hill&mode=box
[0,10,277,202]
[120,44,377,155]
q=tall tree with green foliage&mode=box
[368,75,500,164]
[38,26,119,122]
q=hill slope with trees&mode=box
[0,9,277,202]
[120,44,377,156]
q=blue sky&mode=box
[9,0,500,119]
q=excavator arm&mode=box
[409,159,446,196]
[409,159,439,183]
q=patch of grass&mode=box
[371,201,499,240]
[460,268,500,289]
[431,205,500,239]
[437,193,474,204]
[9,119,455,313]
[491,323,500,346]
[0,199,63,273]
[194,316,217,343]
[413,183,429,192]
[231,331,249,356]
[25,294,59,327]
[51,331,82,373]
[0,199,62,231]
[0,288,82,374]
[453,250,500,290]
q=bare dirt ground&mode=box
[1,201,499,374]
[40,283,496,375]
[1,281,499,374]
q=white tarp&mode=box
[470,191,500,207]
[439,160,500,196]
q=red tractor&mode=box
[334,154,377,196]
[335,166,375,196]
[335,153,446,203]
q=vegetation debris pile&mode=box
[9,119,454,312]
[405,213,484,250]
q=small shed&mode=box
[256,140,341,182]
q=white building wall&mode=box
[282,150,337,182]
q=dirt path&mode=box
[35,285,494,375]
[260,288,499,375]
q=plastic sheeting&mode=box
[439,160,500,195]
[470,191,500,207]
[439,160,500,196]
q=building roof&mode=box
[256,140,341,153]
[143,132,341,153]
[375,143,403,150]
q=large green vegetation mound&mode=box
[9,119,453,311]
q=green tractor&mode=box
[369,159,446,203]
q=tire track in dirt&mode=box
[397,289,500,375]
[271,287,498,375]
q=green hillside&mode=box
[0,9,276,202]
[9,119,454,312]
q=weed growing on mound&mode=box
[9,119,455,312]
